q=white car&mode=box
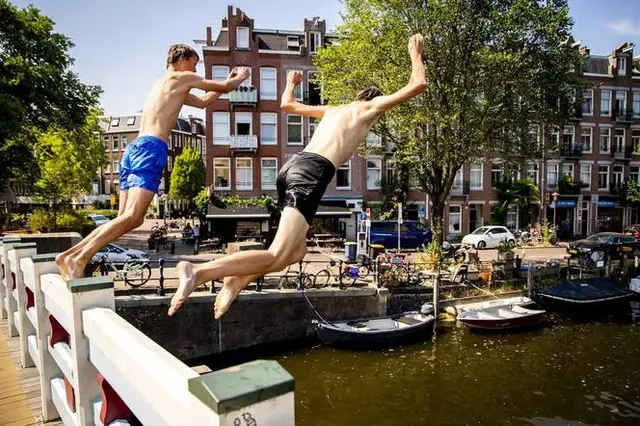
[462,226,516,249]
[87,214,110,226]
[91,243,148,264]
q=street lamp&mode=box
[552,191,560,228]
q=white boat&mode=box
[457,305,546,331]
[454,296,534,315]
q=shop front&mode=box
[547,199,577,239]
[596,199,623,233]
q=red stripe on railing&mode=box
[64,375,76,413]
[48,313,69,347]
[26,287,34,309]
[97,374,132,424]
[11,272,15,290]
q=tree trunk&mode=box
[430,199,445,247]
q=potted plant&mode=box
[496,238,515,261]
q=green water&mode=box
[272,304,640,426]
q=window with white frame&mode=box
[448,205,462,234]
[366,158,382,189]
[550,128,559,147]
[260,113,277,145]
[563,126,574,146]
[213,112,230,145]
[580,164,591,188]
[122,136,127,148]
[491,164,502,187]
[105,179,111,194]
[599,127,610,153]
[506,205,518,230]
[291,70,303,100]
[309,117,318,139]
[581,127,592,153]
[103,136,109,149]
[236,27,250,49]
[470,163,483,190]
[526,163,539,185]
[309,31,321,53]
[634,92,640,117]
[236,158,253,190]
[110,117,119,127]
[547,163,558,187]
[385,162,396,184]
[212,66,229,99]
[631,166,640,183]
[261,158,277,190]
[598,165,609,190]
[562,164,573,178]
[112,158,119,173]
[308,71,322,105]
[529,125,540,147]
[336,161,351,189]
[213,158,230,189]
[259,68,277,100]
[615,91,627,114]
[582,90,593,115]
[632,130,640,153]
[614,128,625,154]
[613,165,624,188]
[287,114,303,145]
[601,90,611,116]
[235,112,252,135]
[618,57,627,76]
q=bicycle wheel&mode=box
[277,276,297,289]
[300,273,313,289]
[313,270,331,288]
[124,261,152,288]
[357,266,370,280]
[92,263,102,277]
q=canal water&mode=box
[268,302,640,426]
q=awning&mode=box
[206,205,270,219]
[315,205,353,217]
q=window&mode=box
[614,129,625,154]
[127,117,136,126]
[613,165,623,188]
[336,161,351,189]
[581,127,592,153]
[260,113,277,145]
[366,158,382,189]
[121,136,127,148]
[506,206,518,230]
[615,91,627,114]
[598,166,609,191]
[105,179,111,195]
[213,158,230,190]
[547,163,558,187]
[563,126,574,146]
[599,128,610,153]
[112,159,119,173]
[448,206,462,234]
[470,163,483,190]
[580,164,591,188]
[601,90,611,116]
[213,66,230,99]
[631,166,640,183]
[291,70,304,100]
[167,156,172,172]
[113,136,119,150]
[562,164,573,178]
[287,114,303,145]
[582,90,593,115]
[236,27,250,49]
[632,130,640,153]
[385,162,396,184]
[110,117,119,127]
[526,163,539,185]
[308,71,322,105]
[213,113,230,145]
[633,92,640,117]
[309,31,321,53]
[261,158,277,190]
[103,136,109,149]
[259,68,277,100]
[491,164,502,187]
[235,112,252,135]
[618,57,627,76]
[236,158,253,190]
[309,117,318,139]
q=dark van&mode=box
[369,221,432,249]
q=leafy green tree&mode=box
[492,178,540,226]
[33,109,106,227]
[0,0,101,189]
[624,180,640,207]
[169,145,207,204]
[315,0,583,245]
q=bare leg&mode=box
[213,274,262,319]
[64,188,154,279]
[168,207,309,315]
[56,190,130,279]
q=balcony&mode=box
[611,145,633,161]
[450,180,470,196]
[560,143,583,158]
[610,182,624,196]
[230,135,258,151]
[558,178,582,195]
[614,109,634,123]
[228,87,258,106]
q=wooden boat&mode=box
[536,277,634,310]
[457,305,546,331]
[454,296,534,315]
[315,304,436,348]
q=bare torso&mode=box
[303,103,380,169]
[138,72,192,142]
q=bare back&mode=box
[303,103,380,169]
[138,72,193,141]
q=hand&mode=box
[287,70,304,86]
[232,66,250,81]
[408,34,424,58]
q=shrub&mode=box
[57,211,95,236]
[27,209,55,233]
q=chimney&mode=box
[206,26,212,46]
[579,46,590,57]
[228,5,234,17]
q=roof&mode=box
[99,114,205,136]
[212,26,339,52]
[214,30,228,48]
[315,205,352,217]
[584,57,609,74]
[206,205,271,219]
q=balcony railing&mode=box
[228,87,258,104]
[560,143,583,158]
[450,180,470,196]
[610,182,624,196]
[611,145,633,160]
[614,109,634,123]
[558,179,583,195]
[230,135,258,150]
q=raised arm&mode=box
[369,34,426,113]
[183,92,222,109]
[190,67,250,93]
[280,70,329,119]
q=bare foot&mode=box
[65,256,86,279]
[214,282,243,319]
[168,262,198,316]
[55,253,69,281]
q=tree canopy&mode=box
[169,145,207,202]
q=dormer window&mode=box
[237,27,249,49]
[618,57,627,76]
[127,117,136,126]
[309,31,321,53]
[110,118,120,127]
[287,36,300,48]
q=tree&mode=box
[169,145,207,206]
[314,0,583,246]
[33,109,107,227]
[623,180,640,208]
[0,0,101,190]
[492,178,540,226]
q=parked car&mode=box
[567,232,640,260]
[87,214,110,226]
[369,220,432,250]
[624,224,640,239]
[461,226,516,249]
[91,243,148,264]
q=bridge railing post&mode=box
[0,237,21,319]
[1,237,21,332]
[9,243,38,368]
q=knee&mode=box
[121,211,145,229]
[270,244,306,270]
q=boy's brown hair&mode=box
[166,44,200,68]
[354,86,383,102]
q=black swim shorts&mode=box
[276,152,336,225]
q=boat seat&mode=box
[497,309,522,318]
[365,318,397,331]
[395,316,423,326]
[476,312,501,320]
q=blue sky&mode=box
[11,0,640,119]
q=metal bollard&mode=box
[297,261,304,290]
[100,257,107,276]
[157,258,165,296]
[375,258,381,288]
[338,259,344,290]
[256,276,263,292]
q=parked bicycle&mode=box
[277,261,314,289]
[93,255,152,288]
[313,258,371,288]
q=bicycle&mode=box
[314,259,370,288]
[93,255,152,288]
[277,261,314,289]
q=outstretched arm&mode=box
[183,92,222,109]
[189,67,251,93]
[280,70,329,119]
[369,34,427,113]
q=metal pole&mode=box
[157,258,165,296]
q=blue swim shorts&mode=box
[120,135,168,193]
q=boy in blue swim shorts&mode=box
[56,44,249,279]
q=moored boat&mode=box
[457,305,546,331]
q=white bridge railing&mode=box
[1,237,295,426]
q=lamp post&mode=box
[552,191,559,228]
